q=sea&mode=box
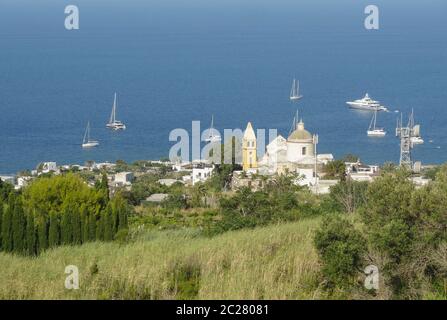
[0,0,446,174]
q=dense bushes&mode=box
[314,216,366,288]
[315,167,447,299]
[209,173,320,235]
[0,174,129,256]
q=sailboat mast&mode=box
[113,93,117,123]
[291,79,295,97]
[209,115,214,139]
[83,122,89,144]
[373,110,377,130]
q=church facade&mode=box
[241,119,333,186]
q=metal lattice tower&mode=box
[395,113,413,170]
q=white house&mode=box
[345,161,380,182]
[114,172,134,186]
[40,162,59,174]
[192,165,214,185]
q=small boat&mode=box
[347,93,388,112]
[204,115,221,143]
[290,79,303,101]
[367,109,386,137]
[82,121,99,148]
[411,136,424,145]
[106,92,126,130]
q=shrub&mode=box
[314,216,367,288]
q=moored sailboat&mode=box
[367,109,386,137]
[106,92,126,130]
[82,121,99,148]
[204,115,221,143]
[290,79,303,101]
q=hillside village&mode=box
[0,116,433,200]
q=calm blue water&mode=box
[0,0,446,173]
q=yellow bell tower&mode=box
[242,122,258,172]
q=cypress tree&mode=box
[81,210,89,243]
[89,212,97,241]
[117,199,128,231]
[110,203,118,234]
[96,213,104,241]
[99,172,109,205]
[12,197,26,253]
[0,198,3,251]
[37,217,48,253]
[61,209,72,245]
[71,206,82,245]
[1,198,13,252]
[103,208,113,241]
[26,212,36,256]
[48,212,60,248]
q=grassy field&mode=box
[0,217,323,300]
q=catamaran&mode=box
[290,79,303,101]
[204,115,221,143]
[347,93,388,112]
[367,109,386,137]
[106,92,126,130]
[82,121,99,148]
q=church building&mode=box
[240,118,333,186]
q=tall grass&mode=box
[0,218,322,299]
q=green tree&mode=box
[48,212,60,248]
[98,172,110,204]
[1,197,13,252]
[323,160,346,180]
[328,179,368,214]
[25,212,36,256]
[71,206,82,245]
[314,216,367,288]
[0,178,13,201]
[102,208,113,241]
[12,197,26,253]
[89,212,97,241]
[0,197,3,250]
[37,217,48,253]
[61,210,72,245]
[80,208,89,243]
[361,169,415,226]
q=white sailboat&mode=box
[82,122,99,148]
[290,79,303,101]
[106,92,126,130]
[367,109,386,137]
[204,115,221,143]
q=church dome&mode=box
[288,120,313,142]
